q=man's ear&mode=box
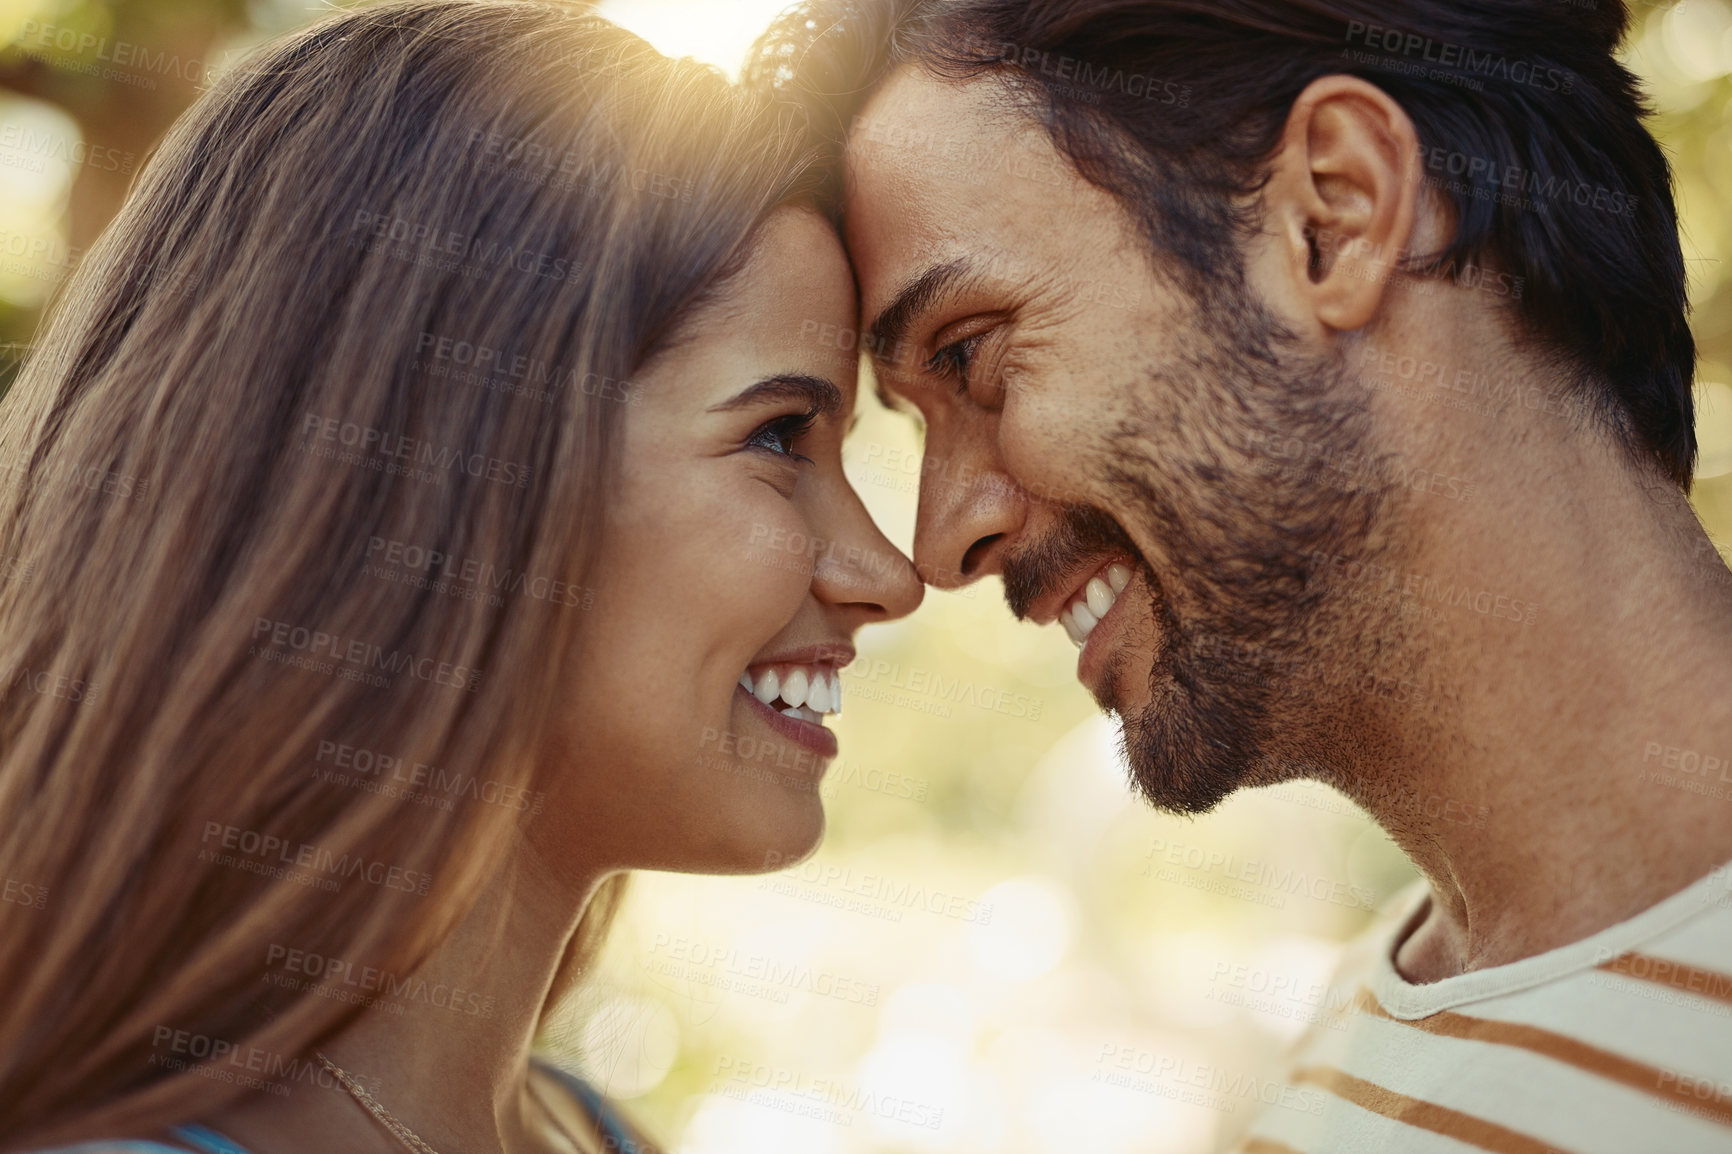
[1265,75,1423,332]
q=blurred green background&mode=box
[3,1,1729,1151]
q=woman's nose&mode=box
[809,482,924,625]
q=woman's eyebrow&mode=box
[708,373,845,418]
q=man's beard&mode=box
[1004,289,1401,816]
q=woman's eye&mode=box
[926,333,986,397]
[745,412,816,463]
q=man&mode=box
[746,2,1732,1151]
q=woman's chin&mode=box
[685,787,827,877]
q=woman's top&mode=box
[27,1059,651,1154]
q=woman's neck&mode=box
[206,847,605,1154]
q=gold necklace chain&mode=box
[315,1049,444,1154]
[315,1049,590,1154]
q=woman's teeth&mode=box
[1062,563,1133,648]
[737,664,843,722]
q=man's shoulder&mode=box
[1224,870,1732,1153]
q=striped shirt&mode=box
[1228,863,1732,1154]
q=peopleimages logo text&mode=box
[199,821,433,895]
[250,616,483,692]
[300,413,531,489]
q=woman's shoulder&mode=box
[533,1058,660,1154]
[22,1145,194,1153]
[23,1078,638,1154]
[26,1126,248,1154]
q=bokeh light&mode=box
[596,0,797,77]
[0,2,1727,1152]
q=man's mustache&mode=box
[1001,505,1142,621]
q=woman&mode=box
[0,2,922,1150]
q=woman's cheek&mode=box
[737,501,819,600]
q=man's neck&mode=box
[1338,352,1732,983]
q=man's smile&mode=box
[1020,549,1149,703]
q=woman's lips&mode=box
[735,683,840,760]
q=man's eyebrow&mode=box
[707,374,844,418]
[867,259,971,363]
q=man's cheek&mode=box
[999,390,1097,509]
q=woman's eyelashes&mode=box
[744,410,817,464]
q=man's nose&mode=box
[912,443,1025,590]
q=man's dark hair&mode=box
[745,0,1698,487]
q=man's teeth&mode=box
[1086,576,1115,618]
[740,664,843,718]
[1062,563,1133,648]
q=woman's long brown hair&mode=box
[0,2,814,1143]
